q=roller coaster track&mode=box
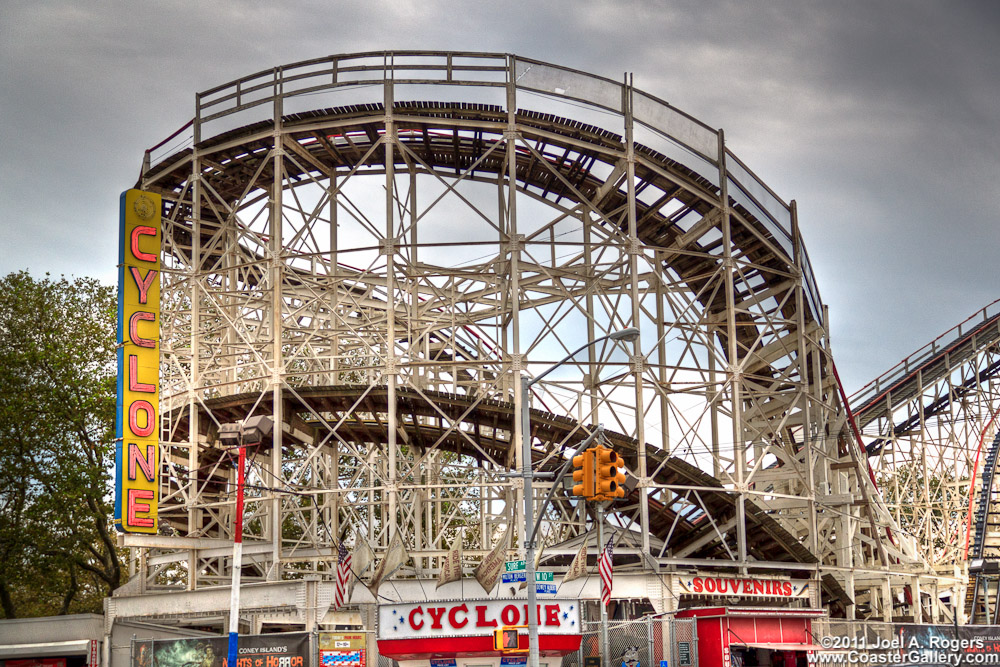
[965,428,1000,621]
[131,52,925,617]
[849,300,1000,617]
[850,299,1000,444]
[161,385,849,605]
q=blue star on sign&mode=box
[562,612,569,620]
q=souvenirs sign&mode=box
[115,189,161,533]
[677,574,809,598]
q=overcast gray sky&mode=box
[2,0,998,391]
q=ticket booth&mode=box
[675,607,825,667]
[377,599,581,667]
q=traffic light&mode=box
[572,448,595,498]
[594,445,626,500]
[494,627,524,652]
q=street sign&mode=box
[505,560,525,572]
[535,571,553,582]
[502,572,527,583]
[678,642,692,666]
[536,583,557,594]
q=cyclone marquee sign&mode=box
[114,189,161,533]
[378,599,581,639]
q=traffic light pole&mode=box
[530,427,604,547]
[521,378,541,667]
[519,328,639,667]
[597,504,609,667]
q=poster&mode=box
[319,632,366,667]
[132,633,309,667]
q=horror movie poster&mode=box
[131,633,309,667]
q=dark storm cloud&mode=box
[1,0,997,390]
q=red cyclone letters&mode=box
[409,606,424,630]
[448,604,468,629]
[475,605,497,628]
[427,607,446,629]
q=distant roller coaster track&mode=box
[846,299,1000,621]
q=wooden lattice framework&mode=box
[852,301,1000,621]
[126,51,943,621]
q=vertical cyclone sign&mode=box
[115,189,161,533]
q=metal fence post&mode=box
[692,619,698,667]
[669,618,674,667]
[646,616,654,666]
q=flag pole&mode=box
[598,504,609,667]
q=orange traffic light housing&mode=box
[572,449,595,498]
[594,445,626,500]
[494,626,526,652]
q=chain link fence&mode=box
[566,615,696,667]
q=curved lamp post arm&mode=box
[527,425,605,548]
[525,327,640,389]
[521,327,638,667]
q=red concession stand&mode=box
[377,599,581,667]
[676,607,826,667]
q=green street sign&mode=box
[505,560,526,572]
[535,571,554,582]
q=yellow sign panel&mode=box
[115,189,161,533]
[319,634,367,651]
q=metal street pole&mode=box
[597,504,609,667]
[227,442,246,667]
[521,377,541,667]
[520,328,639,667]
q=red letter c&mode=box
[449,604,468,629]
[131,226,158,262]
[409,606,424,630]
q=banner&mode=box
[132,633,309,667]
[115,188,161,533]
[437,539,463,589]
[368,531,409,594]
[474,527,510,592]
[352,535,375,594]
[562,541,588,584]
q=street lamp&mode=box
[520,327,639,667]
[220,417,274,667]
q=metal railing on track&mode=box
[144,50,824,326]
[849,298,1000,422]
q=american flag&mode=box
[598,537,613,606]
[334,541,352,609]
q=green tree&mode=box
[0,271,123,617]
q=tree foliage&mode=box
[0,271,123,617]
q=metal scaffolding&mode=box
[124,51,944,626]
[851,299,1000,621]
